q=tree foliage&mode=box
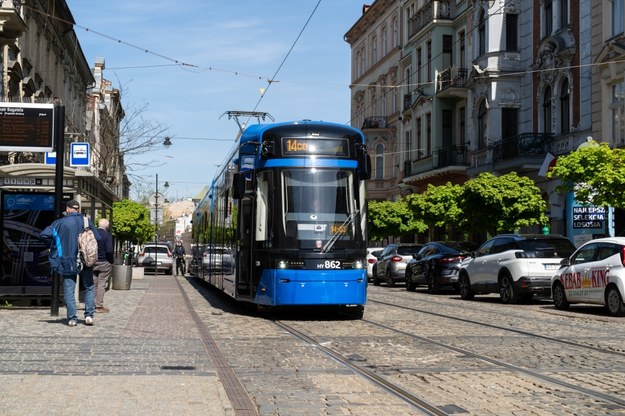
[111,199,155,244]
[460,172,547,235]
[367,199,426,241]
[548,141,625,209]
[367,172,547,240]
[408,183,464,228]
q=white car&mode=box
[551,237,625,316]
[458,234,576,303]
[366,247,383,282]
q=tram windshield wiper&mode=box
[321,210,359,253]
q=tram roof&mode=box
[239,120,364,145]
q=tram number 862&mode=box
[317,260,342,269]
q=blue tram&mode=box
[191,119,370,316]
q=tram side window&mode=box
[255,171,272,242]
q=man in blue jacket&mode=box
[40,199,100,326]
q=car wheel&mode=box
[458,273,474,300]
[605,286,625,316]
[552,282,569,310]
[373,267,381,286]
[426,272,440,294]
[387,269,395,287]
[499,273,518,304]
[405,272,417,291]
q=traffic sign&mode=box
[148,192,166,207]
[45,152,56,165]
[70,142,90,167]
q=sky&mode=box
[65,0,365,201]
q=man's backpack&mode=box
[78,216,98,268]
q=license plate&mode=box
[544,263,559,270]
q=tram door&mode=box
[237,197,253,299]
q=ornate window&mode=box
[560,79,570,134]
[375,144,384,180]
[612,0,624,37]
[612,81,625,143]
[478,100,488,148]
[478,9,486,55]
[543,86,552,134]
[544,0,553,37]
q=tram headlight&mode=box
[353,260,364,269]
[277,260,288,269]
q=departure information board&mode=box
[0,103,54,152]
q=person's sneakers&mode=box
[68,319,77,327]
[85,316,94,326]
[96,307,110,313]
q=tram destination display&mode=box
[0,103,54,152]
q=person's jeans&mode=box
[63,268,95,321]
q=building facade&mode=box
[346,0,614,239]
[0,0,126,211]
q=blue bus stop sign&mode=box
[70,142,90,167]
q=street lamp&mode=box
[153,174,169,275]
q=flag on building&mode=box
[538,152,557,177]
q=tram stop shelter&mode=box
[0,163,119,297]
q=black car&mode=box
[405,241,478,293]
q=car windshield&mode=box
[397,246,422,255]
[518,238,575,258]
[145,247,169,255]
[207,247,230,255]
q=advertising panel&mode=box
[0,192,71,295]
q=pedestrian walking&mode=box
[173,240,186,276]
[94,218,114,313]
[40,199,100,326]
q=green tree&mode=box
[367,199,426,241]
[111,199,154,244]
[461,172,547,235]
[548,141,625,209]
[408,183,464,229]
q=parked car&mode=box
[366,247,383,282]
[373,243,424,287]
[405,241,478,293]
[551,237,625,316]
[458,234,576,303]
[137,243,174,275]
[203,246,235,274]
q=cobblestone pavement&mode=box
[3,274,625,415]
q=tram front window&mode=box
[282,169,359,249]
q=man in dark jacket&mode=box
[94,218,114,313]
[40,199,100,326]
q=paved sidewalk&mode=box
[0,269,236,416]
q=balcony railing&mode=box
[362,116,388,130]
[492,133,555,160]
[472,133,556,167]
[407,1,451,39]
[436,67,468,93]
[403,145,469,178]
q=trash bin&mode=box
[112,265,132,290]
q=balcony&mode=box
[362,116,388,130]
[403,145,469,185]
[407,1,452,40]
[470,133,556,172]
[436,67,468,98]
[0,0,26,40]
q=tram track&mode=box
[273,320,450,416]
[368,297,625,358]
[274,297,625,414]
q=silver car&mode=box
[137,243,174,275]
[373,243,423,287]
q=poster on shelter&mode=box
[0,192,68,292]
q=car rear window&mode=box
[397,246,422,255]
[145,247,169,255]
[518,238,575,258]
